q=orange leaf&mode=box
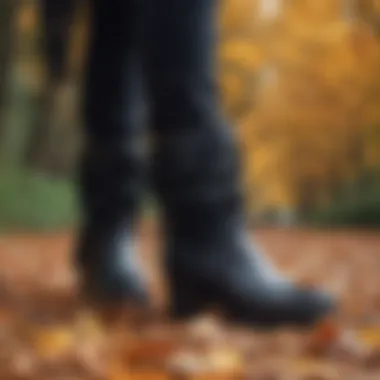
[307,319,341,355]
[123,337,178,367]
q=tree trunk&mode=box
[0,0,15,147]
[24,0,79,176]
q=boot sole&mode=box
[169,280,336,330]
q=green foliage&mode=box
[0,169,79,232]
[313,195,380,228]
[0,169,158,232]
[310,169,380,228]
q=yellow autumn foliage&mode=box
[220,0,380,213]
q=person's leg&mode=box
[143,0,335,327]
[76,0,148,305]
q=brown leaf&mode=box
[306,319,341,355]
[363,349,380,370]
[123,336,179,368]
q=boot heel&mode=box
[169,278,210,320]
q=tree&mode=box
[220,0,380,216]
[24,0,83,176]
[0,0,15,153]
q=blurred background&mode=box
[0,0,380,232]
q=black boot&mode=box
[144,0,335,327]
[75,0,148,305]
[76,140,148,305]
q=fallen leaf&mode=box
[287,358,339,379]
[73,310,105,341]
[128,371,170,380]
[186,316,225,350]
[307,319,341,355]
[32,325,75,359]
[108,360,129,380]
[328,330,369,363]
[357,328,380,349]
[364,349,380,369]
[169,347,244,379]
[9,349,38,379]
[123,336,179,367]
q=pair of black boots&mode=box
[76,0,335,328]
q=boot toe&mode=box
[285,287,336,326]
[227,285,336,328]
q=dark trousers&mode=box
[83,0,220,142]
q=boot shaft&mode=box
[152,126,246,240]
[143,0,247,238]
[78,140,146,224]
[80,0,147,224]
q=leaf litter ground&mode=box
[1,224,380,379]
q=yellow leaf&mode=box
[74,311,105,340]
[207,348,244,372]
[357,329,380,349]
[33,326,75,359]
[170,348,244,379]
[221,40,264,70]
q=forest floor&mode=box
[1,224,380,379]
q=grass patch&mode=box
[311,191,380,228]
[0,169,158,232]
[0,169,78,232]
